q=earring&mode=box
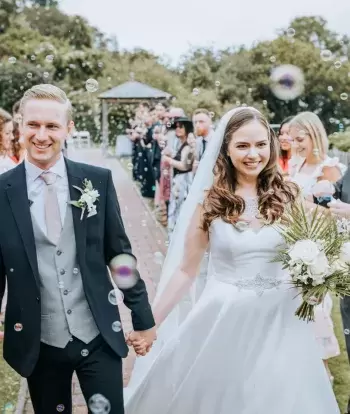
[313,148,320,156]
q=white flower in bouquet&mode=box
[339,242,350,265]
[289,240,321,265]
[308,251,330,282]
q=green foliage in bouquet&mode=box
[273,202,350,321]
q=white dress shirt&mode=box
[25,156,69,237]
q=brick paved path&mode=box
[23,148,167,413]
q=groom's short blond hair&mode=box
[20,84,73,122]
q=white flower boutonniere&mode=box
[70,179,100,220]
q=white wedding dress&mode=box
[125,216,339,413]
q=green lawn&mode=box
[0,326,21,412]
[330,296,350,413]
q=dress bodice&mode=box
[208,219,289,294]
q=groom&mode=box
[0,84,156,413]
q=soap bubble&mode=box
[109,254,138,289]
[192,88,200,96]
[56,404,65,412]
[85,78,99,93]
[8,57,16,64]
[112,321,122,332]
[14,323,23,332]
[88,394,111,414]
[340,93,348,101]
[270,64,304,101]
[286,28,295,37]
[108,289,124,305]
[320,50,333,61]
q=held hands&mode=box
[312,180,350,218]
[125,327,157,356]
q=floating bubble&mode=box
[108,289,124,305]
[8,57,16,64]
[46,55,54,63]
[236,100,241,106]
[88,394,111,414]
[27,73,33,79]
[340,93,348,100]
[334,61,342,69]
[43,72,50,78]
[166,121,172,128]
[14,323,23,332]
[109,254,138,289]
[153,251,164,265]
[269,56,276,63]
[270,64,304,101]
[81,349,89,357]
[262,100,267,106]
[215,80,220,87]
[327,86,333,91]
[286,28,295,37]
[56,404,65,412]
[344,328,350,335]
[85,78,99,93]
[192,88,200,96]
[320,50,333,61]
[127,162,133,170]
[209,111,215,118]
[112,321,122,332]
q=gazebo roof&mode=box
[98,81,172,100]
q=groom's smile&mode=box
[21,98,74,170]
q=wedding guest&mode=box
[289,111,344,383]
[277,116,294,175]
[313,173,350,414]
[163,117,194,237]
[0,109,17,174]
[192,108,214,175]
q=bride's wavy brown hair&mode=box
[202,108,299,231]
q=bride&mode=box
[125,107,339,413]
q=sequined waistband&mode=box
[214,272,284,296]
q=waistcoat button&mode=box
[63,290,69,296]
[67,309,72,315]
[60,269,66,275]
[57,250,62,256]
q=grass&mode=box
[330,296,350,413]
[0,325,21,413]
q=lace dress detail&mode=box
[232,272,282,296]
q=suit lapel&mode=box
[6,163,40,287]
[65,159,87,266]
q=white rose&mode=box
[308,251,330,281]
[289,240,320,265]
[339,242,350,265]
[80,193,94,208]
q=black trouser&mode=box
[27,335,124,414]
[340,296,350,413]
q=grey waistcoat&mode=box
[31,203,99,348]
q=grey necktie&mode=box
[41,172,62,244]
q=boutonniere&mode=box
[70,179,99,220]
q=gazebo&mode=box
[98,80,172,155]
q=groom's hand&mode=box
[126,327,157,355]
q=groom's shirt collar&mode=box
[24,155,66,181]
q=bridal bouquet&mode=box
[273,202,350,321]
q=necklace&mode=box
[243,197,259,219]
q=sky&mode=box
[60,0,350,64]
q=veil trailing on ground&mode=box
[124,107,261,401]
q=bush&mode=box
[329,129,350,152]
